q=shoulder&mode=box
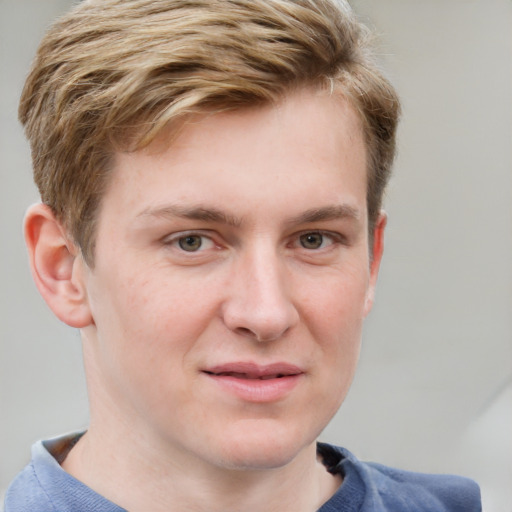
[362,460,482,511]
[4,461,55,512]
[4,435,125,512]
[318,443,482,512]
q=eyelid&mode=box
[292,230,347,248]
[161,230,218,250]
[159,228,348,252]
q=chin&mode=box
[209,419,318,471]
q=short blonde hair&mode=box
[19,0,400,264]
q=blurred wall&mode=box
[1,0,511,510]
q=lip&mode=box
[202,362,304,403]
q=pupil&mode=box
[301,233,322,249]
[179,236,202,251]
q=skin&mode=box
[25,88,385,512]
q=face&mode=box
[79,89,384,472]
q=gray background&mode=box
[1,1,511,510]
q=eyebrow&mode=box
[137,203,360,228]
[137,204,242,227]
[285,205,361,226]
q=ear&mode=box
[364,211,387,316]
[24,203,93,328]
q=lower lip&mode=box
[204,373,303,403]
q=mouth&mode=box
[204,371,294,380]
[202,362,304,402]
[204,362,303,379]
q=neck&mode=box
[62,423,341,512]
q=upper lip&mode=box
[203,362,304,379]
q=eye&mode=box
[163,232,216,253]
[178,235,203,252]
[299,231,331,250]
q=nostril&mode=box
[235,327,255,338]
[234,325,291,343]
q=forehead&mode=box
[103,89,367,226]
[166,89,364,160]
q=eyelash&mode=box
[292,230,345,251]
[162,230,345,254]
[162,231,217,253]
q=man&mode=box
[5,0,481,510]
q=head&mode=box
[20,0,401,488]
[19,0,399,266]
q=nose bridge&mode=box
[223,240,298,341]
[246,243,286,305]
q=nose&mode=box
[221,248,299,342]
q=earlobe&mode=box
[364,211,387,315]
[24,203,93,328]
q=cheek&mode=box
[300,266,369,339]
[86,275,194,415]
[298,269,367,399]
[91,267,225,390]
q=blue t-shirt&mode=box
[5,434,481,511]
